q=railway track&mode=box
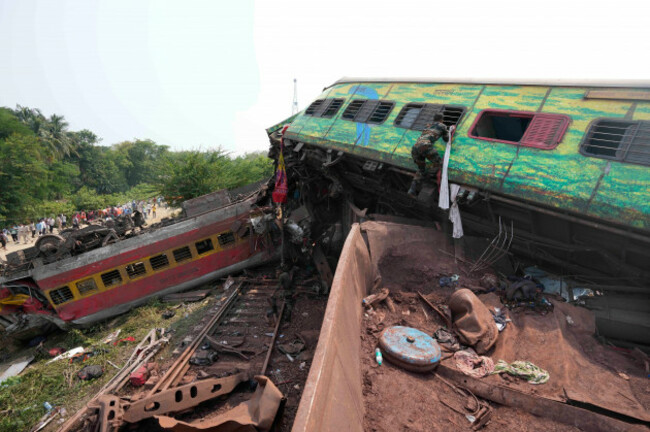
[62,278,290,432]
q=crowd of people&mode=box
[0,198,167,251]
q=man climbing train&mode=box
[408,113,449,198]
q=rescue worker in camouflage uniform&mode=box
[407,113,449,197]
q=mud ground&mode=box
[360,240,582,432]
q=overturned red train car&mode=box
[0,193,277,338]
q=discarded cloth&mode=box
[453,348,495,378]
[433,328,461,352]
[491,308,509,332]
[448,289,498,354]
[493,360,550,384]
[77,365,104,381]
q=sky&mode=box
[0,0,648,155]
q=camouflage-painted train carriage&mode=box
[269,78,650,287]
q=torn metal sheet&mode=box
[0,355,34,383]
[162,289,212,303]
[155,375,283,432]
[123,372,250,423]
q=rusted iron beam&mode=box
[437,365,648,432]
[123,372,249,423]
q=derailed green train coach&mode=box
[268,77,650,345]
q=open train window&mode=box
[173,246,193,263]
[126,262,147,279]
[78,278,99,294]
[218,231,235,246]
[195,238,214,255]
[49,286,73,305]
[580,119,650,166]
[150,254,170,270]
[469,110,569,149]
[341,99,395,124]
[395,103,466,131]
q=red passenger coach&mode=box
[0,194,278,336]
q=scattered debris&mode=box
[433,328,461,352]
[0,356,34,383]
[362,287,390,308]
[453,349,495,378]
[77,365,104,381]
[162,288,212,303]
[448,289,498,354]
[46,346,84,364]
[493,360,550,384]
[378,326,441,372]
[155,375,284,432]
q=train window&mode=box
[126,262,147,279]
[77,278,99,294]
[395,104,466,131]
[469,110,569,149]
[195,238,214,255]
[580,119,650,166]
[305,99,325,116]
[173,246,193,263]
[50,286,73,305]
[150,254,170,270]
[305,98,345,118]
[342,99,395,124]
[100,270,122,288]
[321,99,345,118]
[218,231,235,246]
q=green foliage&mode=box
[157,150,273,205]
[0,104,274,224]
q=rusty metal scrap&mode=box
[97,395,124,432]
[155,375,284,432]
[123,372,250,423]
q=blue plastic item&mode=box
[378,326,441,372]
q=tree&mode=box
[0,133,48,223]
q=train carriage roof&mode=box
[330,77,650,89]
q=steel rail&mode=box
[261,301,286,377]
[147,282,243,396]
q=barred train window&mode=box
[394,103,466,131]
[150,254,170,270]
[218,231,235,246]
[341,99,395,124]
[305,98,345,118]
[100,270,122,288]
[580,119,650,166]
[173,246,193,263]
[195,238,214,255]
[50,286,73,305]
[78,278,99,294]
[126,262,147,279]
[469,110,570,149]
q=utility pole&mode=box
[292,78,299,115]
